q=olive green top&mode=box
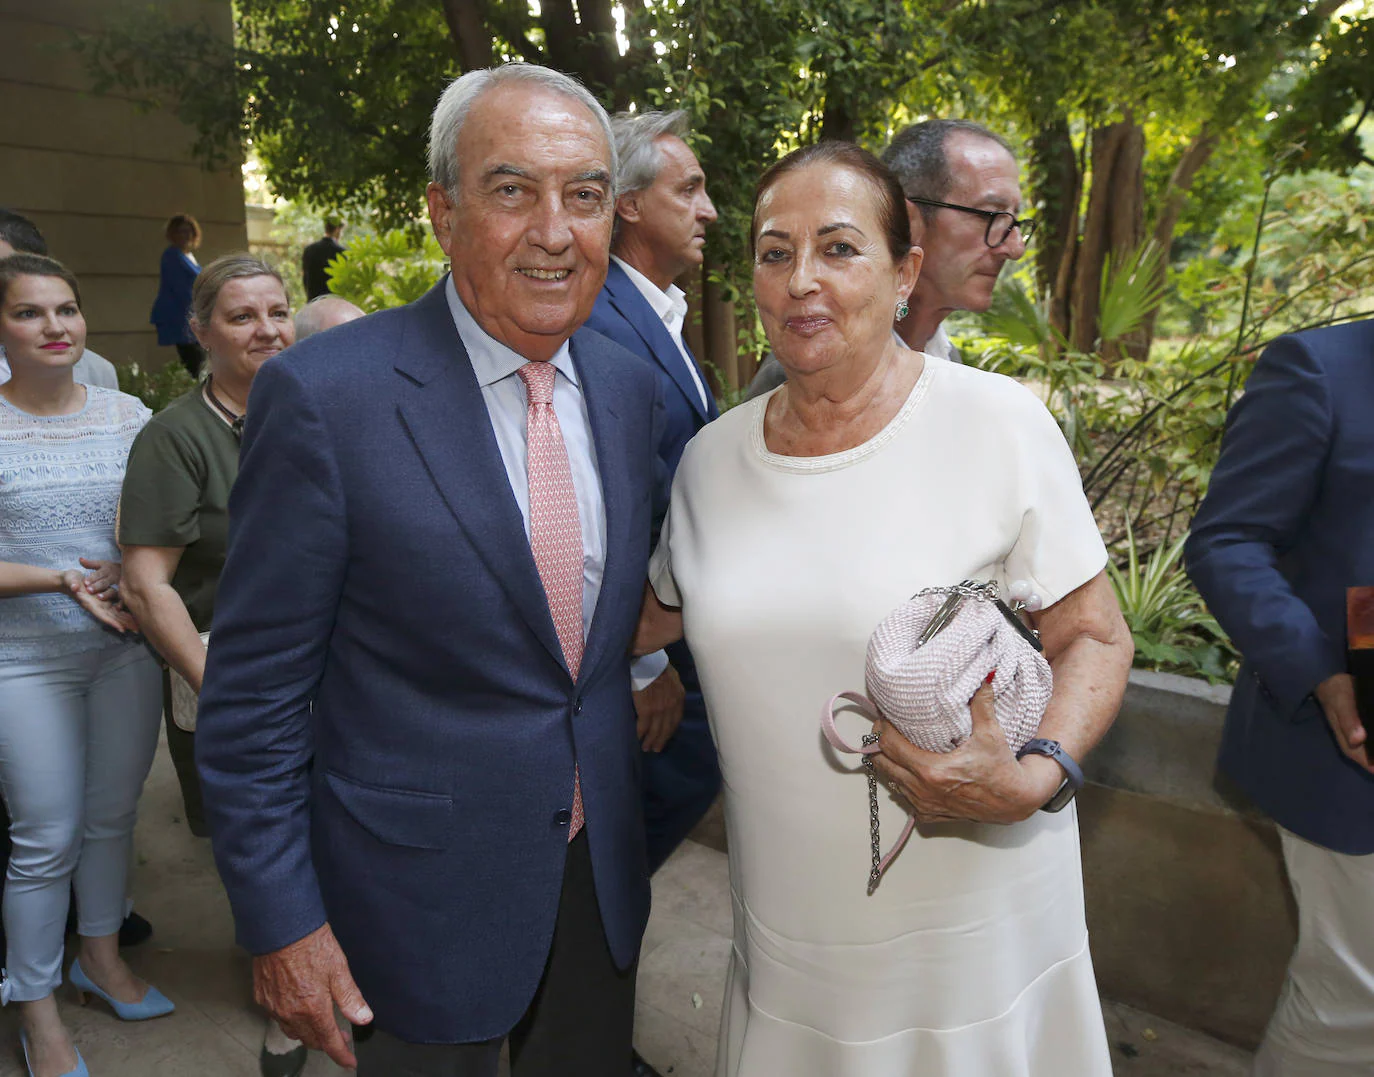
[118,388,239,632]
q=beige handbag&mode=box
[169,631,212,733]
[821,580,1051,890]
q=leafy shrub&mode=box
[1107,521,1239,683]
[325,230,447,312]
[117,359,198,413]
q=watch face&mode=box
[1043,777,1076,813]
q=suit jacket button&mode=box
[572,699,583,716]
[554,808,572,826]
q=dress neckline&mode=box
[750,356,939,474]
[0,384,92,422]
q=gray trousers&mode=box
[355,831,638,1076]
[0,642,161,1000]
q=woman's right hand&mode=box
[58,568,138,633]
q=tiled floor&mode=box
[0,736,1253,1076]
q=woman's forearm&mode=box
[1033,570,1135,762]
[0,560,66,598]
[124,581,208,691]
[1038,633,1134,761]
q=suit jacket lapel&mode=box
[393,284,569,675]
[573,333,633,685]
[605,262,714,423]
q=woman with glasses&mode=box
[118,254,309,1077]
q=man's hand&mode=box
[634,664,685,753]
[869,685,1064,825]
[1315,672,1374,775]
[252,923,373,1069]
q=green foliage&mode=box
[1107,521,1239,683]
[1269,14,1374,175]
[116,359,199,414]
[1098,240,1167,347]
[325,230,447,312]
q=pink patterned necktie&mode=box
[517,361,585,841]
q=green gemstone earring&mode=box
[896,299,910,320]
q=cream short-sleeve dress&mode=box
[650,357,1113,1077]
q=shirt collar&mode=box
[445,275,578,389]
[612,256,687,326]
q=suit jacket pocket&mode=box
[323,770,453,850]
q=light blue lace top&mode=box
[0,386,151,660]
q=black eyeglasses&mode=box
[906,197,1035,248]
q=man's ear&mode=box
[616,190,644,225]
[905,198,926,247]
[425,182,456,259]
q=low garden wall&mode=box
[1080,669,1295,1048]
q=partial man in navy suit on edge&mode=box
[195,63,673,1077]
[1186,319,1374,1077]
[584,110,722,871]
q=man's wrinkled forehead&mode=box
[945,134,1022,211]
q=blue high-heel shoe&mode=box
[20,1028,89,1077]
[68,959,174,1021]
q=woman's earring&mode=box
[896,299,910,320]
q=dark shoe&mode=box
[260,1041,308,1077]
[118,910,154,948]
[632,1048,664,1077]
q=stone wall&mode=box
[0,0,247,371]
[1081,670,1296,1048]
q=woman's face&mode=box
[0,275,86,376]
[196,275,293,385]
[753,162,919,378]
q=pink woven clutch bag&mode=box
[821,579,1052,890]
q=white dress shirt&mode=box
[445,278,667,689]
[612,256,711,411]
[0,347,120,389]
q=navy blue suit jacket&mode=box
[1186,321,1374,854]
[196,281,662,1042]
[585,260,718,504]
[584,260,718,695]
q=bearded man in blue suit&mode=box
[196,64,671,1077]
[1186,319,1374,1076]
[584,111,723,887]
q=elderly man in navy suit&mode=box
[195,64,669,1077]
[1186,319,1374,1077]
[584,111,722,885]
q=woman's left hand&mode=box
[79,556,122,600]
[869,684,1065,825]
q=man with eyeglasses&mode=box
[882,119,1032,359]
[746,119,1031,399]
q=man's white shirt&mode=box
[611,256,711,411]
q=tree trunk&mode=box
[819,99,856,143]
[700,253,741,394]
[438,0,494,72]
[1027,115,1079,336]
[1139,126,1218,354]
[1068,113,1144,356]
[574,0,624,106]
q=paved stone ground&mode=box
[0,736,1254,1076]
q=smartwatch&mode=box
[1015,738,1084,813]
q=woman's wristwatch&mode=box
[1015,738,1084,813]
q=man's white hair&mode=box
[611,109,690,196]
[427,64,617,197]
[294,294,363,341]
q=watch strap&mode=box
[1015,737,1084,813]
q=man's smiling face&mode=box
[427,82,615,361]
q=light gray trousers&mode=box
[0,642,161,1001]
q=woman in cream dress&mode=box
[637,143,1134,1076]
